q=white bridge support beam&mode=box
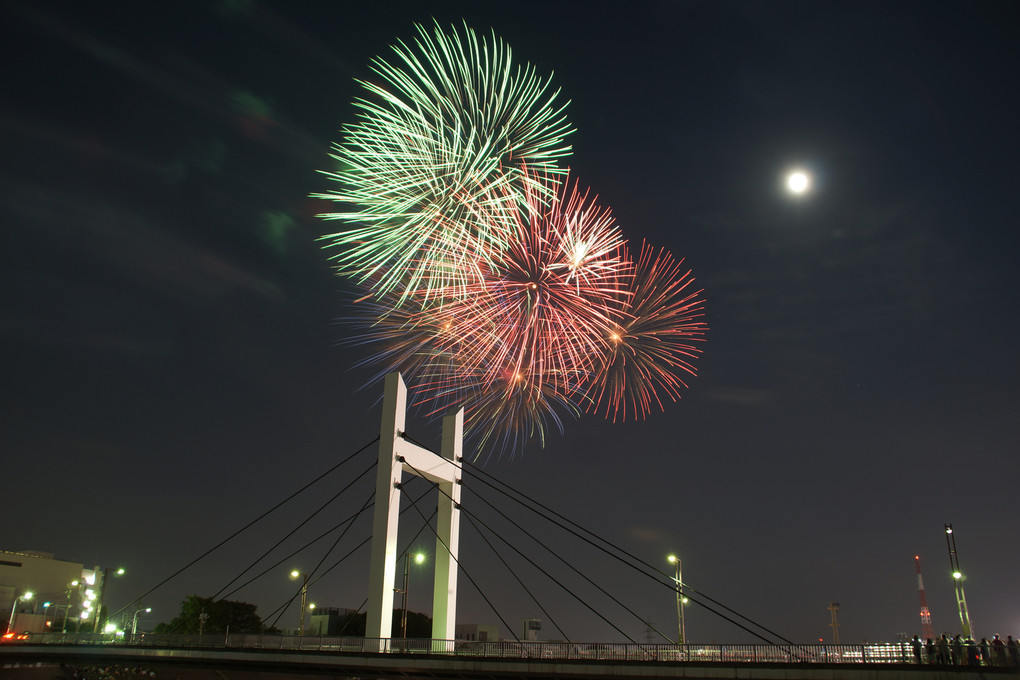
[432,407,462,644]
[365,372,463,651]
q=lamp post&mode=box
[290,570,309,636]
[397,553,425,639]
[944,524,973,637]
[667,555,687,647]
[61,581,79,633]
[131,607,151,636]
[307,603,317,634]
[93,567,125,633]
[7,591,33,634]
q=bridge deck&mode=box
[3,644,1019,680]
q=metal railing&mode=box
[4,633,932,664]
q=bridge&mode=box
[7,376,1015,679]
[3,634,1019,679]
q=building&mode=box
[522,618,542,642]
[1,550,88,634]
[307,607,361,636]
[455,623,500,642]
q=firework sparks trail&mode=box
[319,22,707,458]
[314,20,573,303]
[587,242,708,423]
[442,169,629,393]
[344,170,629,454]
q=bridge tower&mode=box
[365,372,463,651]
[914,555,935,640]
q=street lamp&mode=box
[131,607,152,636]
[398,553,426,639]
[667,555,687,647]
[61,581,79,633]
[7,591,33,635]
[93,566,125,633]
[944,524,973,637]
[290,570,309,636]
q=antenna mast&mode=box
[827,602,841,644]
[915,555,935,640]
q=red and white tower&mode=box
[915,555,935,640]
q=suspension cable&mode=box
[169,494,375,634]
[400,432,784,644]
[401,455,640,646]
[330,494,439,638]
[461,512,570,642]
[209,458,376,604]
[137,437,379,631]
[396,461,521,644]
[463,458,789,644]
[265,481,436,632]
[235,499,370,596]
[466,478,669,645]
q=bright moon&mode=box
[786,170,812,195]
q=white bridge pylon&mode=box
[365,372,463,650]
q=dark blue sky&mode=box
[2,0,1017,644]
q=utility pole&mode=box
[827,602,841,644]
[914,555,935,640]
[944,524,973,638]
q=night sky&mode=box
[3,0,1018,645]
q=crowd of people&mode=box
[911,633,1020,666]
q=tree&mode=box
[154,596,266,634]
[402,611,432,638]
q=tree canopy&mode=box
[154,596,267,634]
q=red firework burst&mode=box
[586,241,708,423]
[440,168,629,394]
[345,169,632,453]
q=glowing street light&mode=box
[944,523,973,637]
[131,607,152,636]
[290,569,310,636]
[398,553,426,639]
[7,591,33,635]
[667,555,687,647]
[93,566,125,634]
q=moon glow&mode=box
[785,170,812,195]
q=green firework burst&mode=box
[316,21,574,303]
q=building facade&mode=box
[1,550,87,634]
[522,618,542,642]
[455,622,500,642]
[307,607,361,636]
